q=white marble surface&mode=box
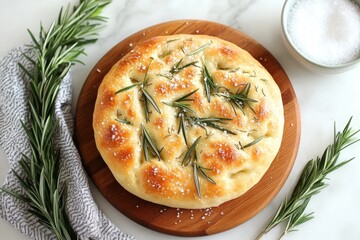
[1,0,360,239]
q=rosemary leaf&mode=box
[142,125,162,161]
[142,131,149,161]
[175,88,198,102]
[178,113,188,145]
[256,117,359,240]
[197,164,216,184]
[170,59,199,74]
[142,88,161,114]
[114,83,141,94]
[143,96,150,123]
[166,38,180,43]
[163,101,195,114]
[177,61,199,71]
[143,57,153,84]
[115,118,132,125]
[178,103,196,113]
[203,63,218,102]
[193,160,201,198]
[242,136,263,149]
[185,42,212,56]
[229,67,241,73]
[157,73,172,80]
[171,58,183,73]
[181,136,201,166]
[190,117,236,135]
[260,78,268,84]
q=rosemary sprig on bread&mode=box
[116,57,161,122]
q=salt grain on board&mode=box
[287,0,360,65]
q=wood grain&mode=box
[74,20,301,236]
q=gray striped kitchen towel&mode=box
[0,45,136,240]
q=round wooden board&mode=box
[75,20,300,236]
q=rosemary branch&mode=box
[170,58,199,75]
[0,1,111,239]
[115,57,161,122]
[181,136,215,198]
[164,90,235,144]
[202,63,257,115]
[256,117,359,240]
[163,89,197,145]
[218,82,257,116]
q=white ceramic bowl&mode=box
[281,0,360,74]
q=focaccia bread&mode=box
[93,34,284,209]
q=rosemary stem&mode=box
[277,231,286,240]
[255,230,265,240]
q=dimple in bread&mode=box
[93,34,284,209]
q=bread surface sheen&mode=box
[93,34,284,209]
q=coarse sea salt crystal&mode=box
[287,0,360,65]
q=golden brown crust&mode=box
[93,34,284,209]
